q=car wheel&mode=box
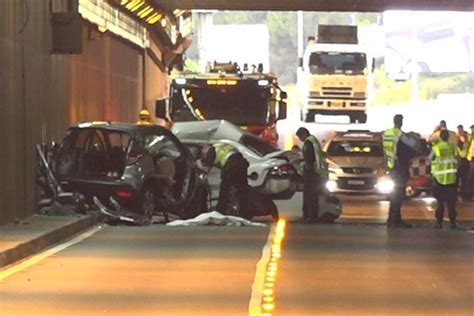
[139,186,157,221]
[318,213,338,223]
[405,185,421,198]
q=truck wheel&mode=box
[349,115,357,124]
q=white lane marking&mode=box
[249,219,286,316]
[0,225,102,281]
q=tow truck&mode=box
[156,62,287,147]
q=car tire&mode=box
[317,213,338,223]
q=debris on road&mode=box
[167,211,267,227]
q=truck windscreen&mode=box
[170,82,271,126]
[309,52,367,75]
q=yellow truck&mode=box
[298,25,373,123]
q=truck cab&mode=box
[157,62,287,147]
[299,25,373,124]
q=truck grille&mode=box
[322,86,352,97]
[342,167,373,174]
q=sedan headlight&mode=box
[328,166,343,174]
[376,178,395,194]
[325,180,338,192]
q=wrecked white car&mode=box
[172,120,298,219]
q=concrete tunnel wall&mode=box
[0,1,167,224]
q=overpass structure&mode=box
[156,0,474,11]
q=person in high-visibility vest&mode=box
[296,127,328,222]
[382,114,417,228]
[465,124,474,201]
[456,124,470,200]
[136,108,152,125]
[430,120,459,146]
[198,143,250,217]
[429,130,459,229]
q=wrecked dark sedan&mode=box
[40,121,208,222]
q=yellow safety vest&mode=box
[431,141,458,185]
[457,132,470,159]
[305,135,328,176]
[213,144,238,168]
[468,135,474,161]
[382,127,402,169]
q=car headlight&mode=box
[328,166,343,174]
[325,180,338,192]
[376,178,395,194]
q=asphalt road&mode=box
[1,194,473,315]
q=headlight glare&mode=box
[325,180,338,192]
[376,178,395,194]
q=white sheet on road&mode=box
[166,211,266,227]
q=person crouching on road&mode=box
[198,144,250,217]
[296,127,328,223]
[429,130,459,229]
[382,114,417,228]
[136,108,152,125]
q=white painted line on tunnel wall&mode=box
[0,225,102,281]
[249,219,286,316]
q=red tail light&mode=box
[270,164,295,176]
[116,190,134,199]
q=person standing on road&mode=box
[197,144,250,217]
[430,120,459,145]
[456,124,471,201]
[466,124,474,201]
[382,114,417,228]
[429,130,459,229]
[296,127,328,223]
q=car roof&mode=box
[330,130,382,142]
[171,120,247,142]
[72,121,170,135]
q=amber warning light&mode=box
[206,79,238,86]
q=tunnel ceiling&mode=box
[156,0,474,12]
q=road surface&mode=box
[1,194,473,315]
